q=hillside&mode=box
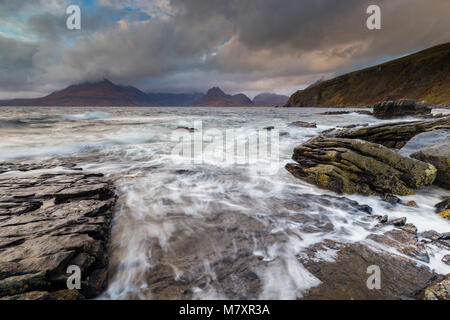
[197,87,253,106]
[285,42,450,107]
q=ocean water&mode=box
[0,106,449,299]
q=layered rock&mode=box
[410,140,449,189]
[325,117,450,149]
[373,99,431,119]
[424,275,450,300]
[0,168,116,300]
[286,137,437,195]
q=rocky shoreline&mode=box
[0,166,116,300]
[0,112,448,300]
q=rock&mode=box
[373,99,432,119]
[319,110,373,116]
[388,217,407,227]
[442,256,450,266]
[325,117,450,149]
[300,239,437,300]
[1,289,85,300]
[410,140,449,189]
[175,126,196,132]
[440,210,450,220]
[263,126,274,130]
[288,121,317,128]
[435,197,450,212]
[424,275,450,300]
[400,223,418,235]
[381,195,401,205]
[377,215,388,223]
[0,165,116,300]
[405,200,419,208]
[286,136,437,195]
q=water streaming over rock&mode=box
[0,106,449,299]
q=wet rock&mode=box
[325,117,450,149]
[442,256,450,266]
[0,164,116,300]
[300,240,437,300]
[373,99,431,119]
[400,223,418,235]
[319,110,373,116]
[286,136,437,195]
[175,126,196,132]
[435,196,450,213]
[337,123,369,129]
[1,289,85,300]
[424,275,450,300]
[410,140,449,189]
[440,210,450,220]
[288,121,317,128]
[263,126,274,130]
[377,215,388,223]
[388,217,407,227]
[381,195,401,205]
[405,201,419,208]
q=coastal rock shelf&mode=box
[0,166,116,300]
[325,117,450,149]
[286,137,436,195]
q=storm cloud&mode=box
[0,0,449,98]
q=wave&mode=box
[60,112,111,120]
[0,119,28,129]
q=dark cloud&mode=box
[0,0,449,98]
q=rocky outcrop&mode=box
[373,99,431,119]
[424,275,450,300]
[301,230,440,300]
[325,117,450,149]
[0,167,116,300]
[410,141,449,189]
[286,137,437,195]
[288,121,317,128]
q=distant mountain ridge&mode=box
[252,93,289,106]
[0,81,258,107]
[197,87,253,106]
[0,79,150,107]
[285,42,450,107]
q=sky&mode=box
[0,0,449,99]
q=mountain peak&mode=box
[198,87,252,106]
[205,87,226,96]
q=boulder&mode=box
[410,141,449,189]
[0,166,116,300]
[286,137,437,195]
[435,197,450,212]
[325,117,450,149]
[373,99,431,119]
[288,121,317,128]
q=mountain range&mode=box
[1,42,448,108]
[0,80,283,107]
[285,42,450,107]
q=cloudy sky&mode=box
[0,0,449,99]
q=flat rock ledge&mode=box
[0,167,116,300]
[286,136,436,196]
[373,99,431,119]
[324,117,450,149]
